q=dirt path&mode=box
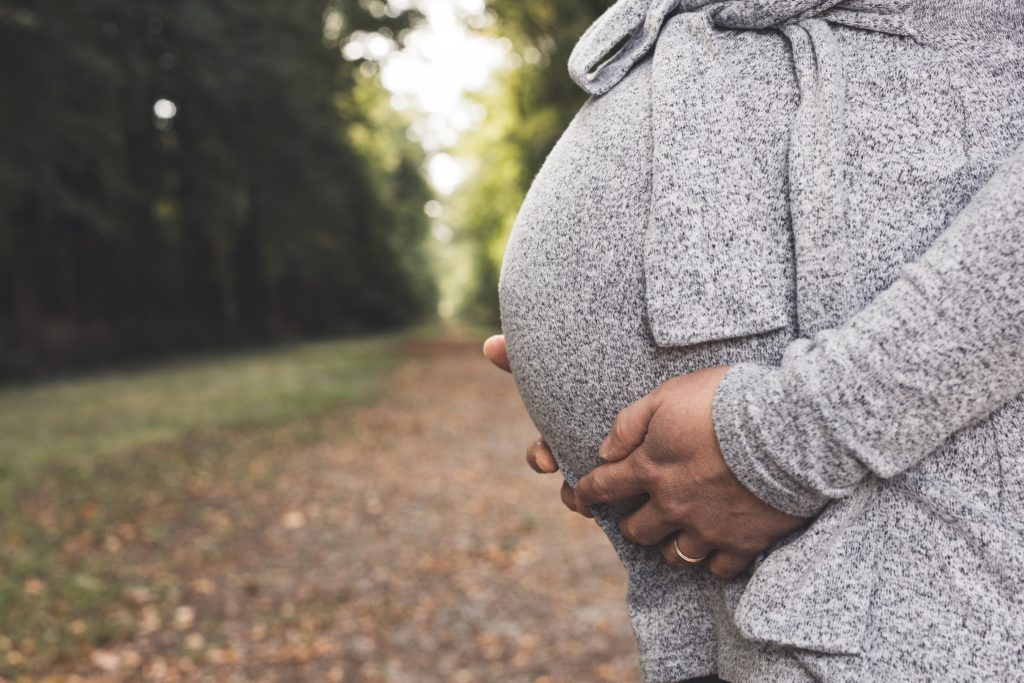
[58,336,641,682]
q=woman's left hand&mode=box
[573,367,810,579]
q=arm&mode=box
[714,142,1024,517]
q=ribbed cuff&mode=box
[711,363,831,517]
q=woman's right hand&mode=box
[483,335,580,513]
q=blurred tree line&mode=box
[0,0,436,377]
[455,0,606,323]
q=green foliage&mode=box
[452,0,606,323]
[0,0,436,376]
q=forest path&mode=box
[56,333,640,682]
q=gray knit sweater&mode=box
[499,1,1024,681]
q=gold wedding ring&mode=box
[674,537,708,564]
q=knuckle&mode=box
[618,519,637,543]
[708,564,731,579]
[661,497,691,525]
[687,524,709,545]
[609,417,630,448]
[631,456,657,486]
[585,472,607,501]
[572,477,589,501]
[634,528,657,546]
[734,540,763,556]
[706,555,735,578]
[724,533,763,556]
[661,543,680,565]
[648,529,669,546]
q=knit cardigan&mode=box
[526,0,1024,679]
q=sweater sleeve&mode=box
[712,141,1024,517]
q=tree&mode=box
[451,0,607,323]
[0,0,435,376]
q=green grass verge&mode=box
[0,332,408,502]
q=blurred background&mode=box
[0,0,642,680]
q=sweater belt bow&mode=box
[568,0,914,343]
[569,0,913,97]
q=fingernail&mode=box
[598,440,611,461]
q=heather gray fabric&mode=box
[498,0,1024,681]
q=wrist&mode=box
[712,363,831,517]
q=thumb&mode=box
[598,393,659,462]
[482,335,511,373]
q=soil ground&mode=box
[7,333,641,682]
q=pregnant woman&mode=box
[491,0,1024,681]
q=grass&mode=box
[0,332,408,502]
[0,329,419,675]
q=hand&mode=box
[573,367,810,579]
[483,335,580,513]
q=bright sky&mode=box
[371,0,511,194]
[342,0,516,317]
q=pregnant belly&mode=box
[497,56,791,481]
[497,61,664,481]
[499,261,656,482]
[500,250,790,485]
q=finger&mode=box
[574,459,646,517]
[618,503,679,546]
[482,335,511,373]
[706,550,757,580]
[598,394,660,463]
[526,438,559,474]
[560,480,577,513]
[661,531,714,568]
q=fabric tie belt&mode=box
[570,0,914,98]
[568,0,915,343]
